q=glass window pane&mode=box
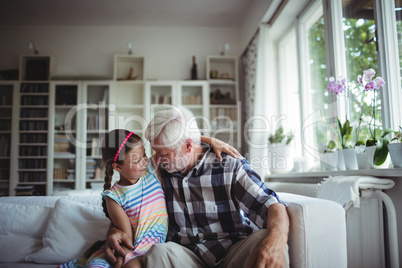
[396,0,402,87]
[303,9,328,161]
[278,29,302,156]
[342,0,381,142]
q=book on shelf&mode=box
[15,185,36,196]
[54,134,70,153]
[0,136,10,157]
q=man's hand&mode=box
[104,228,134,263]
[246,203,289,268]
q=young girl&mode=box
[85,129,166,268]
[81,129,240,268]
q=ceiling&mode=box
[0,0,254,28]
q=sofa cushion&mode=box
[26,198,110,264]
[0,202,53,262]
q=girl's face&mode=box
[114,143,148,183]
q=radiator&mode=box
[267,181,399,268]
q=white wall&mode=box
[0,26,241,80]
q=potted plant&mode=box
[356,68,392,168]
[267,126,294,174]
[322,140,339,171]
[387,126,402,168]
[327,118,358,170]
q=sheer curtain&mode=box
[244,24,277,178]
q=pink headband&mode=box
[114,132,134,163]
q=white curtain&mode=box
[248,24,278,178]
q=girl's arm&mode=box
[106,198,133,267]
[201,136,241,161]
[106,197,133,244]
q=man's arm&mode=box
[245,203,289,268]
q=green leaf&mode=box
[327,140,336,150]
[380,128,392,138]
[373,137,389,166]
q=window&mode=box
[297,1,328,165]
[342,0,380,142]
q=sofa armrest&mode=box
[279,193,347,268]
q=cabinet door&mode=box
[110,81,146,134]
[146,80,176,117]
[0,82,17,196]
[177,80,209,135]
[81,81,111,190]
[207,56,240,148]
[49,81,81,195]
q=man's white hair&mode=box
[144,106,201,150]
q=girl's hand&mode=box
[203,137,241,161]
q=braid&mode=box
[102,159,114,219]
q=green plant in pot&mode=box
[268,126,294,174]
[332,118,353,149]
[332,118,360,170]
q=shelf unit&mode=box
[207,55,240,147]
[16,55,52,196]
[0,81,17,196]
[5,54,241,196]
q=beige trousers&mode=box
[142,229,289,268]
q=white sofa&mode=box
[0,193,347,268]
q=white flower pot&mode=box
[337,150,346,171]
[342,148,358,170]
[321,152,338,171]
[366,145,390,169]
[355,146,370,169]
[268,143,294,174]
[388,143,402,168]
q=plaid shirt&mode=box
[162,144,283,267]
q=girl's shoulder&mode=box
[146,157,163,186]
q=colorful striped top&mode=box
[101,160,168,262]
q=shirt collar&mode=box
[170,142,211,178]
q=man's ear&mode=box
[185,138,193,153]
[112,162,121,172]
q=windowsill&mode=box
[266,168,402,180]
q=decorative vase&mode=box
[268,143,294,174]
[321,152,337,171]
[337,150,346,171]
[387,143,402,168]
[342,148,358,170]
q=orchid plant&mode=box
[356,68,392,165]
[356,68,385,143]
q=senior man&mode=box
[106,106,289,268]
